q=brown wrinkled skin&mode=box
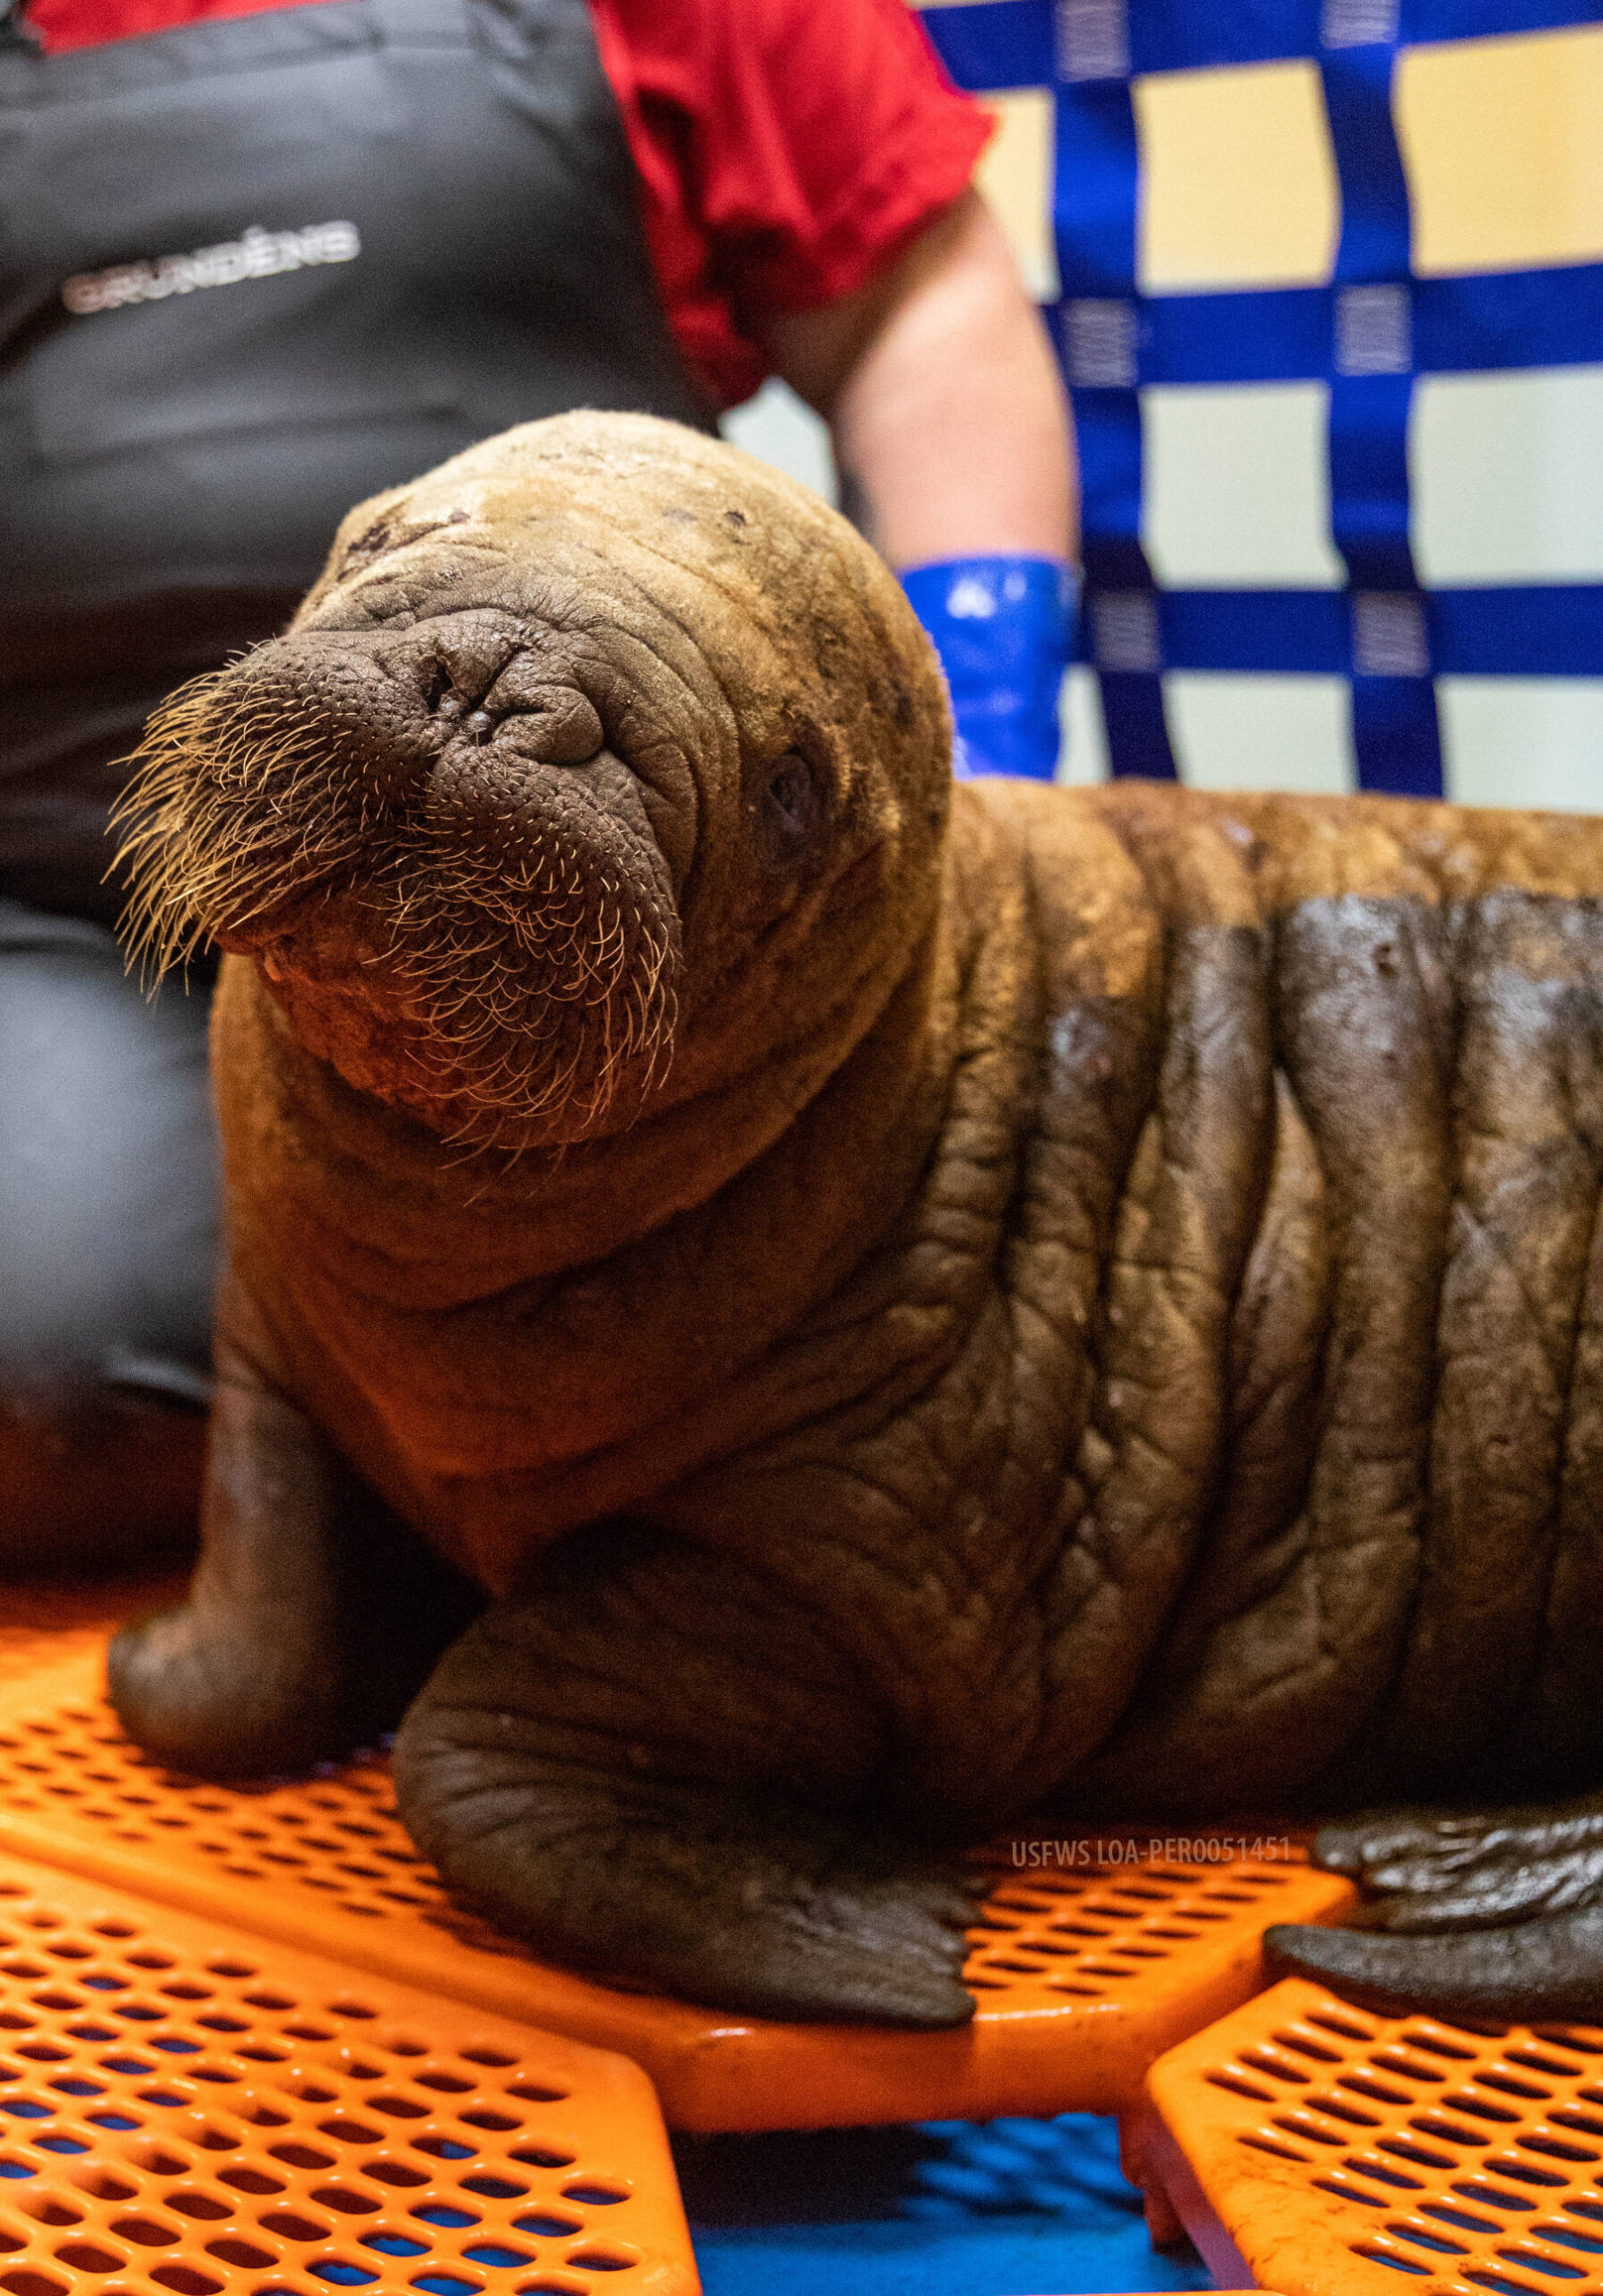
[108,413,1603,2031]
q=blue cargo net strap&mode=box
[920,0,1603,797]
[1053,8,1177,778]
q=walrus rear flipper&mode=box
[391,1524,981,2027]
[1264,1909,1603,2023]
[1311,1797,1603,1918]
[1267,1790,1603,2021]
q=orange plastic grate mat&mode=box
[1128,1973,1603,2296]
[0,1848,695,2296]
[0,1584,186,1692]
[0,1649,1355,2131]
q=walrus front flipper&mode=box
[392,1526,980,2026]
[109,1348,480,1777]
[1264,1909,1603,2023]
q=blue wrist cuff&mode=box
[900,556,1079,782]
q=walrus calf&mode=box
[110,411,1603,2031]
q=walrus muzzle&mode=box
[118,606,682,1147]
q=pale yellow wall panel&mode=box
[1135,61,1340,293]
[1397,26,1603,276]
[976,90,1059,302]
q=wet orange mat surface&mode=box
[0,1848,694,2296]
[0,1583,186,1692]
[1131,1973,1603,2296]
[0,1649,1353,2133]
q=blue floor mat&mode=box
[675,2112,1214,2296]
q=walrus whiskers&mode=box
[115,675,379,979]
[114,659,680,1144]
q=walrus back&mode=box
[979,779,1603,1818]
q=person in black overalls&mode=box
[0,0,1076,1559]
[0,0,723,1556]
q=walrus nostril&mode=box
[413,608,526,710]
[379,617,605,766]
[479,668,604,767]
[428,683,601,763]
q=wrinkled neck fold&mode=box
[228,885,958,1303]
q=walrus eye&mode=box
[755,751,823,868]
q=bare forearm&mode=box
[762,188,1077,781]
[762,188,1077,570]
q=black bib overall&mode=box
[0,0,709,1425]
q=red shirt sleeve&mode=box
[589,0,993,408]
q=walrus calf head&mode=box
[119,412,951,1148]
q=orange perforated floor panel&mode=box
[0,1848,695,2296]
[1128,1973,1603,2296]
[0,1649,1355,2132]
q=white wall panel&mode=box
[1143,384,1346,587]
[1440,678,1603,811]
[1165,674,1355,795]
[1413,366,1603,585]
[1056,665,1111,784]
